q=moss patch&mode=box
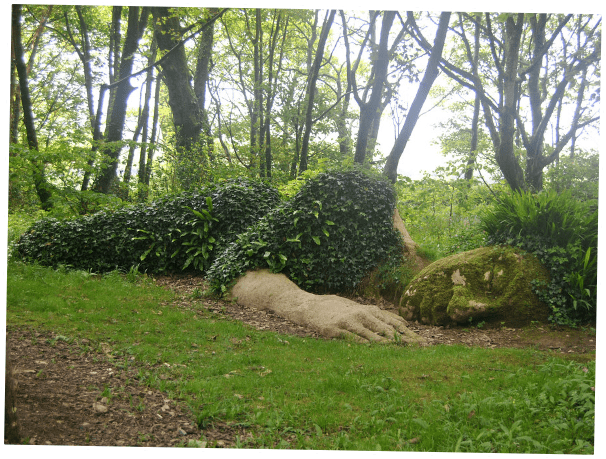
[399,246,551,327]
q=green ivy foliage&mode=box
[16,171,402,296]
[480,189,597,325]
[16,178,280,274]
[206,170,403,294]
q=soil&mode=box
[5,273,596,447]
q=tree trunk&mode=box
[10,5,52,145]
[335,64,352,156]
[494,14,526,192]
[81,86,108,191]
[524,14,547,191]
[465,14,482,181]
[194,8,217,172]
[353,11,395,165]
[299,10,336,174]
[144,70,162,191]
[10,47,20,145]
[251,9,263,176]
[152,7,202,188]
[95,6,150,194]
[11,4,53,210]
[137,36,158,187]
[123,90,145,187]
[383,12,450,183]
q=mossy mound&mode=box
[399,246,551,327]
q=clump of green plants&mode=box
[396,173,493,259]
[480,189,597,325]
[207,169,404,294]
[15,177,280,274]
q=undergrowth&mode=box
[480,189,598,326]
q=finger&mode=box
[383,314,410,334]
[377,313,426,344]
[362,309,426,344]
[367,308,410,332]
[359,313,402,338]
[321,325,367,343]
[345,320,390,342]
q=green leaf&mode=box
[312,236,321,245]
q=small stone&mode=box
[178,427,187,435]
[93,402,108,413]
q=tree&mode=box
[420,12,600,191]
[299,10,336,174]
[94,6,150,194]
[343,11,396,164]
[152,6,224,189]
[11,4,53,210]
[383,12,451,183]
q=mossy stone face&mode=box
[399,246,551,327]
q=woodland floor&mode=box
[5,273,596,447]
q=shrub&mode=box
[480,189,597,325]
[206,169,404,294]
[16,178,280,274]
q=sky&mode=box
[377,110,447,180]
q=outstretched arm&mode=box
[229,270,426,344]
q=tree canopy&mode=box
[9,6,600,210]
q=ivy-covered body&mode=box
[16,170,403,296]
[16,178,280,274]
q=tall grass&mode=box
[6,262,595,452]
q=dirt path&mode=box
[5,274,596,446]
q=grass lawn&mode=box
[5,261,596,453]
